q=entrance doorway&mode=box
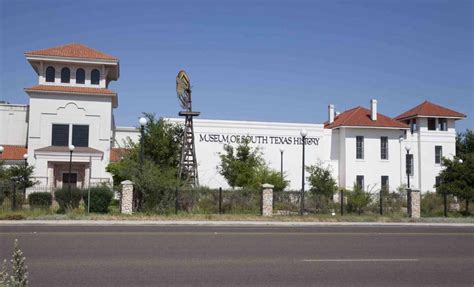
[62,173,78,188]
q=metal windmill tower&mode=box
[176,70,200,187]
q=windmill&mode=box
[176,70,200,187]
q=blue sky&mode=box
[1,0,472,130]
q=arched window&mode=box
[91,69,100,85]
[76,68,85,84]
[61,67,70,83]
[45,66,55,82]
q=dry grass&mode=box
[1,205,473,223]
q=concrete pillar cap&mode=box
[261,183,274,189]
[121,180,133,185]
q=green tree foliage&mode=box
[7,165,36,191]
[456,129,474,160]
[252,166,288,192]
[438,155,473,215]
[346,184,372,215]
[218,139,288,190]
[306,162,338,213]
[306,162,338,198]
[0,160,7,181]
[437,130,474,215]
[106,114,182,211]
[218,139,263,188]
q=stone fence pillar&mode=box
[407,189,420,219]
[261,183,274,217]
[120,180,134,215]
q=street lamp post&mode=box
[405,146,411,189]
[68,145,75,200]
[300,129,307,216]
[138,117,147,210]
[279,148,284,181]
[139,117,147,169]
[405,146,412,217]
[23,153,28,198]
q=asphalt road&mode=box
[0,225,473,287]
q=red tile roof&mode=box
[0,145,27,161]
[25,85,116,96]
[110,148,129,162]
[324,106,409,129]
[25,43,118,61]
[395,101,466,120]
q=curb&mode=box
[0,220,473,227]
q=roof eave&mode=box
[25,54,118,65]
[396,115,466,121]
[327,125,409,130]
[24,88,117,97]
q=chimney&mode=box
[370,99,377,121]
[328,104,335,124]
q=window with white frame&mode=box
[356,136,364,159]
[435,146,443,164]
[380,136,388,160]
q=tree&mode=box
[307,162,338,198]
[106,114,183,211]
[252,166,288,192]
[437,129,474,215]
[0,160,7,181]
[218,139,288,190]
[346,184,372,215]
[7,165,36,191]
[456,129,474,160]
[218,139,264,189]
[438,154,473,215]
[306,162,338,213]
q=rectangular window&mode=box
[438,118,447,131]
[51,124,69,146]
[406,154,414,176]
[435,146,442,164]
[72,125,89,147]
[356,175,364,190]
[381,176,389,192]
[428,118,436,131]
[380,136,388,160]
[356,136,364,159]
[435,176,442,190]
[410,119,417,134]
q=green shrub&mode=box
[54,187,83,212]
[83,186,113,213]
[421,192,447,216]
[28,192,52,209]
[346,185,372,215]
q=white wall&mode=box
[27,92,114,185]
[340,128,406,192]
[0,104,29,146]
[415,117,457,192]
[167,118,333,190]
[38,63,108,88]
[114,126,140,148]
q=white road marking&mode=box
[302,259,419,262]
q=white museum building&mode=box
[0,43,467,194]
